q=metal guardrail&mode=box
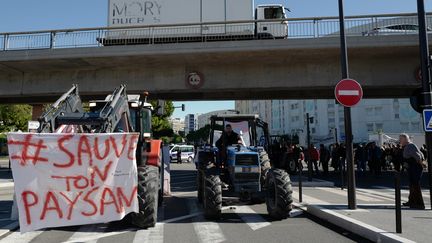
[0,12,431,51]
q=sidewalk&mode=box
[291,182,432,243]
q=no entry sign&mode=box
[335,79,363,107]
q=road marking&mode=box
[193,219,226,243]
[0,229,43,243]
[316,187,383,202]
[133,223,164,243]
[0,221,19,238]
[356,188,400,201]
[170,191,197,197]
[161,212,202,224]
[338,90,359,96]
[186,198,226,243]
[0,182,14,188]
[292,190,329,204]
[232,206,270,231]
[374,186,430,199]
[63,224,111,243]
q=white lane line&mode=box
[133,223,164,243]
[193,220,226,243]
[170,191,197,197]
[316,187,382,202]
[161,212,202,224]
[233,206,271,231]
[374,186,430,199]
[356,188,401,201]
[0,221,19,238]
[63,224,110,243]
[186,199,226,243]
[0,182,14,188]
[0,229,43,243]
[292,190,329,204]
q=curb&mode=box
[295,202,415,243]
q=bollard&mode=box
[395,170,402,233]
[298,160,303,203]
[340,161,345,190]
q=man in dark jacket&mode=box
[216,124,241,165]
[399,133,425,209]
[320,144,330,175]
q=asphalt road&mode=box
[0,163,371,243]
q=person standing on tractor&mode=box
[216,124,241,165]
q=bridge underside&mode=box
[0,35,426,103]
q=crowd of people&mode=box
[272,140,428,176]
[271,133,427,209]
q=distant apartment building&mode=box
[236,99,422,145]
[169,118,185,134]
[184,114,199,135]
[197,110,239,129]
[234,100,272,125]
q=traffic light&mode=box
[181,104,185,111]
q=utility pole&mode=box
[416,0,432,208]
[338,0,356,209]
[306,113,313,181]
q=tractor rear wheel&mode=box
[131,165,159,228]
[265,168,293,220]
[203,172,222,219]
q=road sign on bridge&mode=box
[335,79,363,107]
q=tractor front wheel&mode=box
[203,172,222,219]
[265,168,293,220]
[131,165,159,228]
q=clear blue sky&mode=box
[0,0,430,118]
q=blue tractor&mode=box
[196,114,293,220]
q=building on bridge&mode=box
[236,99,422,145]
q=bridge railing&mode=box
[0,12,431,51]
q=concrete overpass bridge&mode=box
[0,12,430,103]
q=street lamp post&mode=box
[416,0,432,208]
[338,0,356,209]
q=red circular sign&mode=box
[335,79,363,107]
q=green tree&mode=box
[149,101,175,139]
[186,124,211,144]
[0,105,32,132]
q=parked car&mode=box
[363,24,431,36]
[170,145,195,163]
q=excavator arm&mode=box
[55,85,133,133]
[37,84,83,133]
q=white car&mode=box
[170,145,195,163]
[363,24,431,36]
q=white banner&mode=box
[7,133,140,232]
